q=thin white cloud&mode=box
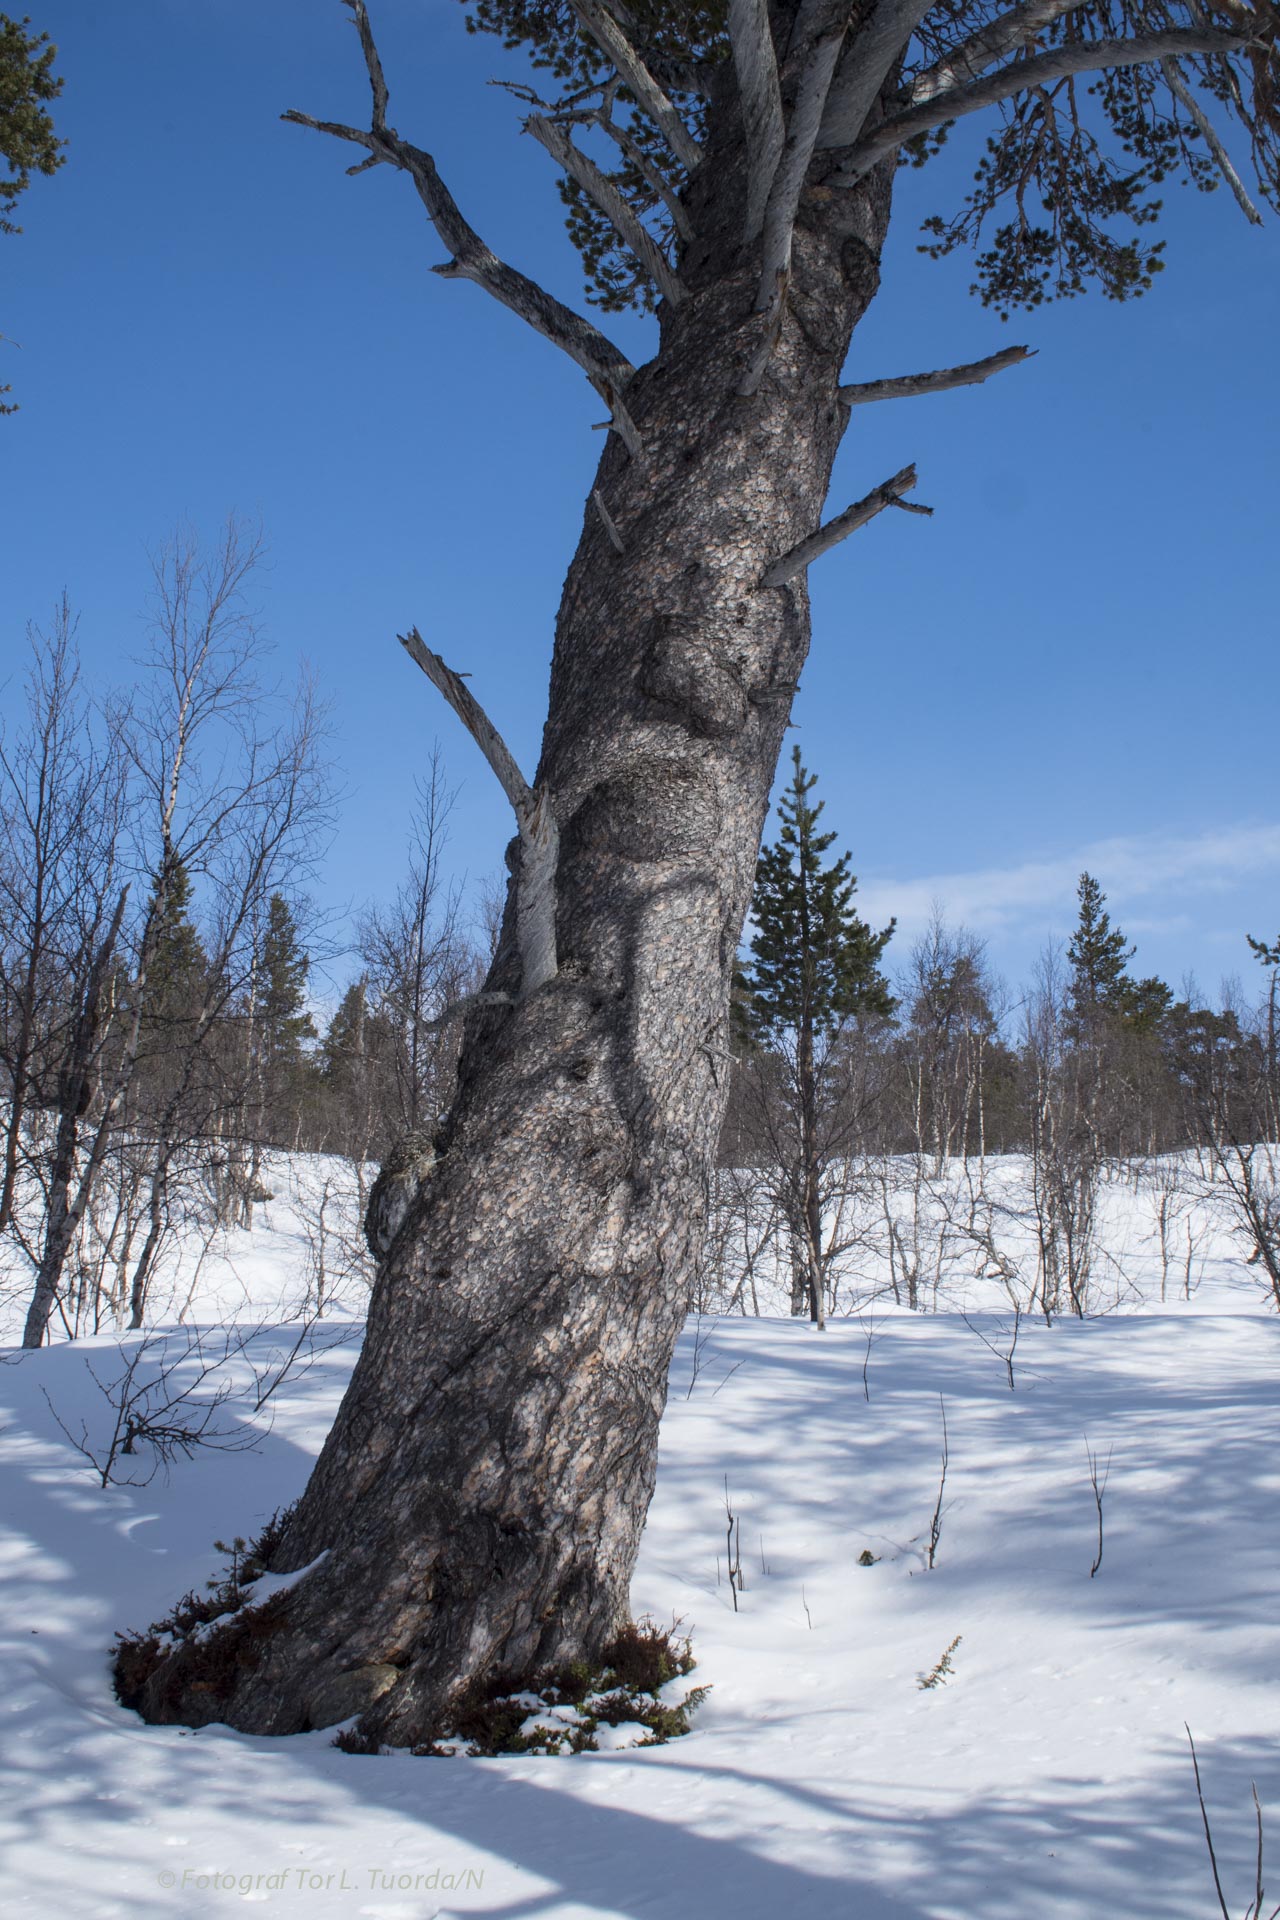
[857,822,1280,944]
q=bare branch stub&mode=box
[762,464,930,586]
[398,628,559,993]
[282,0,634,394]
[588,373,644,459]
[591,487,626,553]
[839,344,1035,406]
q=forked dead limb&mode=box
[399,629,559,993]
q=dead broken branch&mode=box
[762,464,931,586]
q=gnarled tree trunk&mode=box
[139,117,895,1738]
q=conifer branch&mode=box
[283,0,635,393]
[594,109,694,240]
[905,0,1090,111]
[526,115,685,305]
[1161,54,1264,222]
[566,0,703,171]
[839,28,1252,180]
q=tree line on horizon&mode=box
[3,557,1277,1346]
[721,750,1280,1321]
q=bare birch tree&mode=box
[15,524,330,1346]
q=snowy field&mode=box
[3,1156,1279,1920]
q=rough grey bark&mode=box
[136,42,899,1742]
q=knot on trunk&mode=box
[568,758,721,867]
[637,616,749,739]
[365,1129,438,1260]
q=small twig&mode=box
[1187,1726,1237,1920]
[801,1585,813,1630]
[591,487,625,554]
[710,1358,745,1397]
[918,1633,962,1689]
[1006,1301,1021,1391]
[566,0,702,171]
[927,1394,949,1570]
[723,1476,739,1612]
[960,1303,1022,1392]
[1161,55,1263,225]
[1085,1436,1112,1578]
[685,1311,709,1398]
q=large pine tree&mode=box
[130,0,1280,1744]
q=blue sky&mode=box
[3,0,1278,1011]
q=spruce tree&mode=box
[739,746,895,1041]
[260,895,315,1062]
[1066,871,1172,1038]
[320,979,368,1085]
[256,895,316,1144]
[142,858,208,1029]
[737,747,893,1324]
[1066,873,1135,1022]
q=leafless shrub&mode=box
[40,1329,261,1486]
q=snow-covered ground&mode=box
[3,1156,1279,1919]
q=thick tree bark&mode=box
[137,62,896,1744]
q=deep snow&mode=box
[2,1156,1278,1919]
